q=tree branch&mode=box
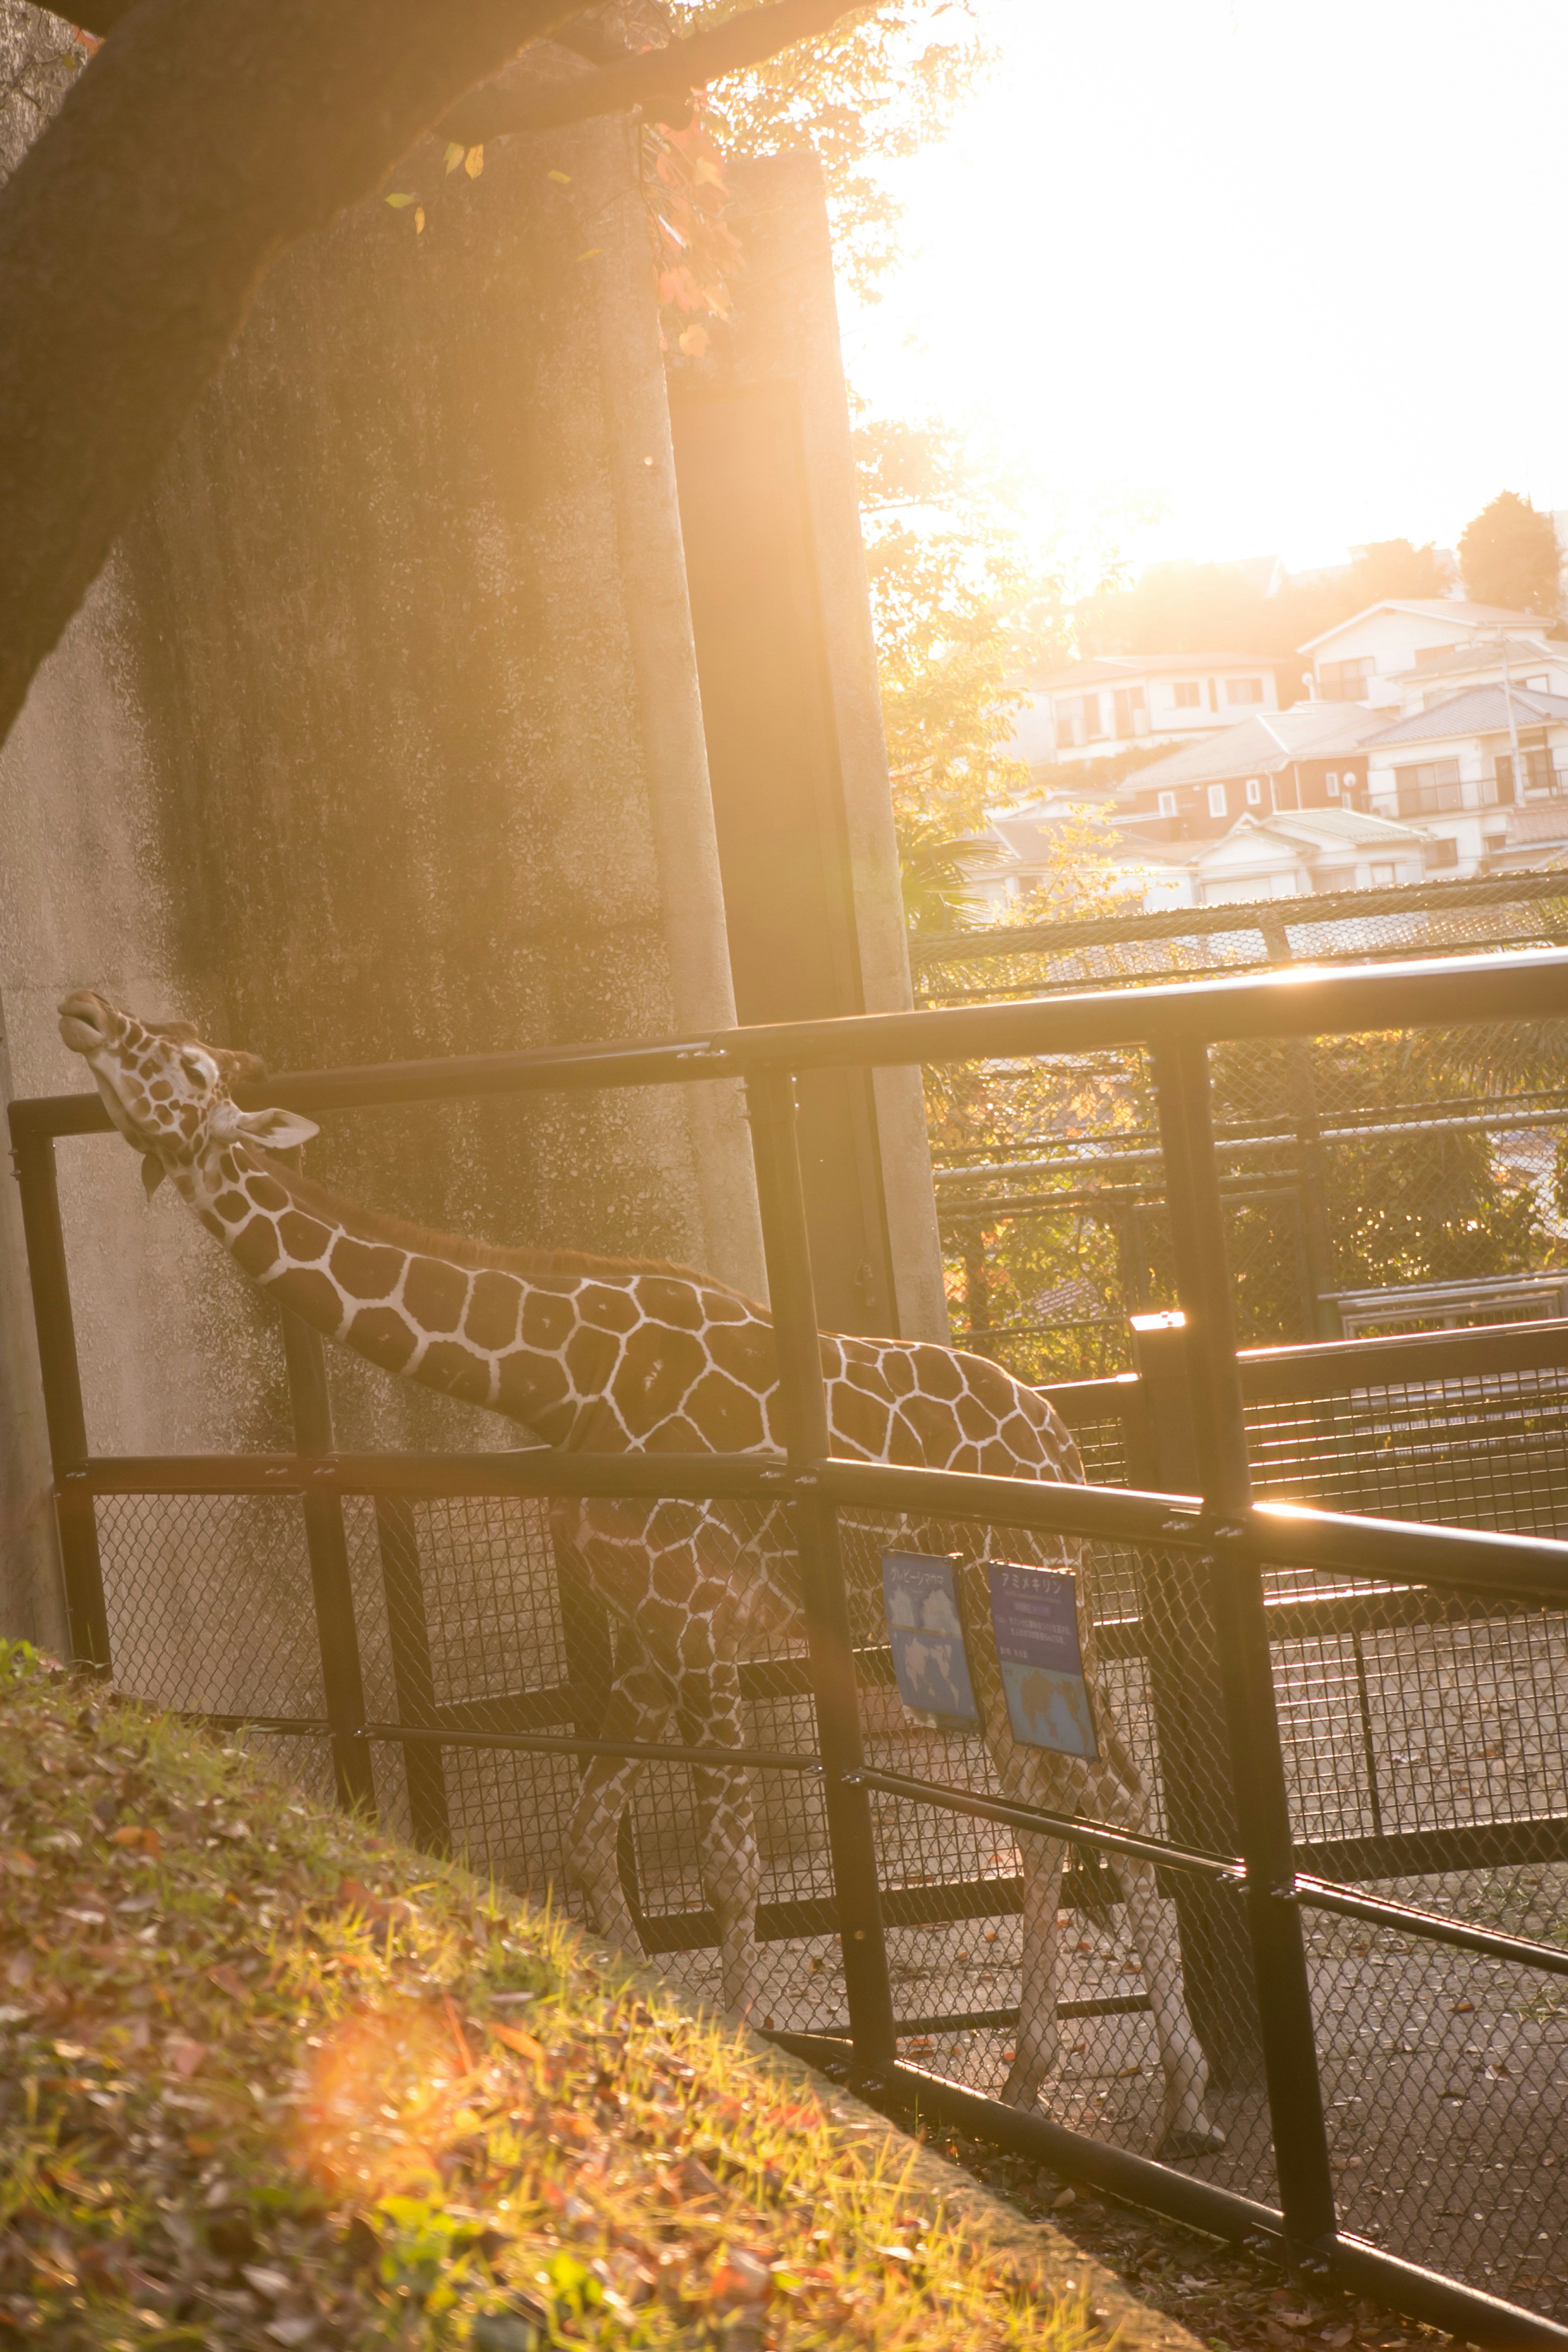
[438,0,869,144]
[0,0,583,747]
[0,0,876,747]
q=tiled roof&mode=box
[1116,704,1383,791]
[1032,652,1282,691]
[1388,636,1564,683]
[1362,686,1568,749]
[1298,599,1551,655]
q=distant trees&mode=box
[1458,490,1562,618]
[1076,537,1452,667]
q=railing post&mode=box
[10,1130,110,1670]
[1127,1312,1262,2087]
[279,1311,378,1816]
[1150,1035,1337,2267]
[374,1494,451,1851]
[747,1066,898,2085]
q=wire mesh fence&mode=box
[17,938,1568,2346]
[85,1458,1568,2319]
[921,881,1568,1381]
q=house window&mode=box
[1321,655,1376,702]
[1207,784,1228,818]
[1226,677,1265,705]
[1173,682,1200,709]
[1424,837,1460,869]
[1244,778,1263,805]
[1113,686,1147,738]
[1157,791,1177,817]
[1393,759,1463,818]
[1314,867,1356,894]
[1495,745,1555,800]
[1370,861,1399,887]
[1325,771,1340,797]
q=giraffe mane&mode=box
[252,1151,770,1311]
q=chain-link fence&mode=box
[921,876,1568,1381]
[14,943,1568,2348]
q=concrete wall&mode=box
[0,70,766,1650]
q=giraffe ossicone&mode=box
[59,988,1223,2156]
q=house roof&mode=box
[1362,684,1568,750]
[1189,807,1421,870]
[1298,598,1551,657]
[1033,652,1281,692]
[1263,807,1422,846]
[1117,704,1384,792]
[1502,803,1568,843]
[1388,635,1565,684]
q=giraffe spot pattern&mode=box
[189,1140,1081,1497]
[278,1211,330,1262]
[403,1255,468,1334]
[331,1235,403,1301]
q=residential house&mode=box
[1387,634,1568,715]
[962,782,1180,915]
[1300,599,1553,709]
[1020,653,1296,768]
[1111,704,1386,842]
[1183,808,1427,904]
[1362,684,1568,874]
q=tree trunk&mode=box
[0,0,574,746]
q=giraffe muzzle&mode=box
[58,991,114,1056]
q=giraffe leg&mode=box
[1083,1706,1224,2154]
[673,1658,761,2020]
[564,1639,673,1958]
[1002,1829,1068,2106]
[1115,1855,1225,2156]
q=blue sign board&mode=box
[880,1551,979,1728]
[986,1563,1099,1759]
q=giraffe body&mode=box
[58,990,1222,2154]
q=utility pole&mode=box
[1496,629,1530,802]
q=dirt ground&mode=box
[926,2128,1462,2352]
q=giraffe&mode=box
[58,988,1224,2155]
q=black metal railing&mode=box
[12,943,1568,2350]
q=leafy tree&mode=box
[1077,536,1455,666]
[673,0,987,298]
[1458,490,1562,618]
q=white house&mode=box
[1299,599,1553,709]
[1361,683,1568,874]
[1387,633,1568,716]
[1018,653,1293,767]
[1185,808,1427,904]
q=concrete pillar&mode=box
[668,152,949,1343]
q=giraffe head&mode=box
[58,989,321,1201]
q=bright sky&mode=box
[841,0,1568,583]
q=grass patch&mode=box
[0,1643,1117,2349]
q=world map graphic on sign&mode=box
[880,1551,978,1727]
[987,1562,1099,1759]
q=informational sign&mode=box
[987,1563,1099,1758]
[880,1551,979,1729]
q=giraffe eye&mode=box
[179,1054,205,1085]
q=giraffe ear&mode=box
[235,1106,321,1153]
[141,1155,166,1200]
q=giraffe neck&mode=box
[181,1140,774,1450]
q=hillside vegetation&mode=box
[0,1644,1185,2351]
